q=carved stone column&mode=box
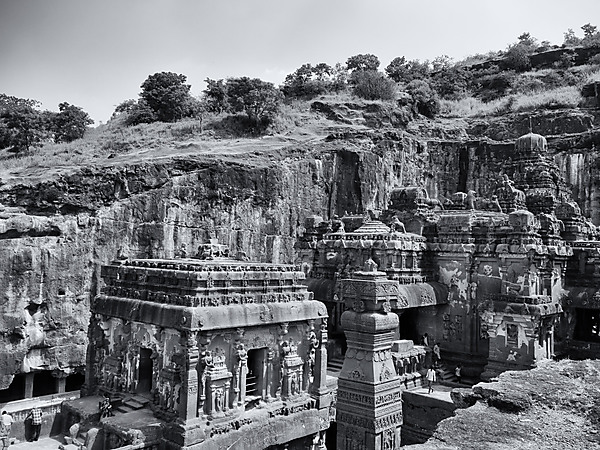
[309,318,330,409]
[336,260,403,450]
[52,369,68,394]
[197,335,212,417]
[265,348,274,401]
[232,343,248,409]
[178,331,199,421]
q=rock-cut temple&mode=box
[52,132,600,448]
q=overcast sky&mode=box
[1,0,599,123]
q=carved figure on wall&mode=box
[390,217,406,233]
[466,190,476,210]
[482,264,493,277]
[490,195,502,212]
[215,388,224,413]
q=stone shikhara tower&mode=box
[336,260,403,450]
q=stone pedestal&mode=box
[336,263,403,450]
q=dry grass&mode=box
[440,96,512,117]
[585,67,600,82]
[512,85,582,111]
[440,85,582,118]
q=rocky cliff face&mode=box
[0,131,437,386]
[0,103,597,391]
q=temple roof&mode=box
[353,220,391,234]
[515,132,548,153]
[94,255,325,330]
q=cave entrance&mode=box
[136,348,153,394]
[574,308,600,342]
[66,372,85,392]
[0,374,25,403]
[33,371,56,397]
[399,308,421,345]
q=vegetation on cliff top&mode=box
[1,23,599,179]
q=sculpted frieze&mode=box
[102,288,310,307]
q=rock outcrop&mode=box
[407,359,600,449]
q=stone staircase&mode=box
[436,363,459,385]
[327,356,344,374]
[114,394,151,414]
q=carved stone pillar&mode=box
[336,260,403,450]
[52,369,68,394]
[309,318,330,409]
[197,335,212,417]
[178,331,199,421]
[265,348,274,401]
[24,373,34,399]
[232,343,248,409]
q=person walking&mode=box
[26,407,43,441]
[426,366,437,393]
[0,411,12,449]
[433,343,441,362]
[455,364,462,384]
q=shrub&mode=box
[124,100,157,126]
[282,63,333,99]
[504,44,532,71]
[225,77,283,125]
[50,102,94,143]
[385,57,431,83]
[431,66,472,100]
[406,80,440,118]
[139,72,193,122]
[589,54,600,66]
[346,54,380,72]
[350,70,396,100]
[471,66,517,101]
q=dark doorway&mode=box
[574,308,600,342]
[136,348,153,393]
[33,371,56,397]
[65,373,85,392]
[246,348,267,404]
[325,421,337,449]
[0,374,25,402]
[399,308,421,344]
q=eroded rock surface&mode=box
[408,359,600,449]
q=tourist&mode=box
[26,406,43,441]
[433,343,441,362]
[455,364,462,384]
[0,410,12,449]
[422,333,429,347]
[99,394,113,418]
[426,366,436,393]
